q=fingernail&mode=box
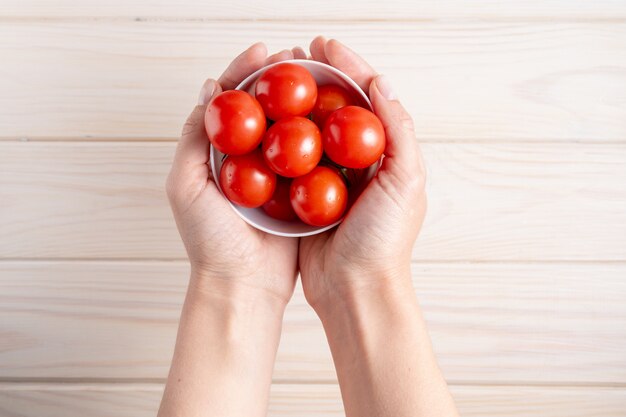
[250,41,267,53]
[376,75,397,100]
[329,38,341,47]
[198,79,217,105]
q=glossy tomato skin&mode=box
[255,63,317,121]
[262,177,297,221]
[262,116,322,178]
[311,85,355,129]
[205,90,266,155]
[290,166,348,227]
[219,151,276,208]
[322,106,386,169]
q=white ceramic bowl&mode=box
[210,59,378,237]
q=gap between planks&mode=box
[2,258,626,265]
[2,137,626,145]
[2,377,626,389]
[1,17,626,24]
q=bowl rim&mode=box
[209,59,376,237]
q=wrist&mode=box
[182,273,287,361]
[316,271,424,368]
[312,265,415,319]
[187,270,288,318]
[318,278,417,326]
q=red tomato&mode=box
[205,90,266,155]
[322,106,386,169]
[219,151,276,208]
[255,63,317,121]
[290,166,348,227]
[262,116,322,177]
[262,177,297,221]
[311,85,356,129]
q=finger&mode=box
[218,42,268,90]
[265,49,294,65]
[292,46,307,59]
[309,36,329,64]
[324,39,377,94]
[197,78,220,106]
[369,75,424,177]
[173,79,223,173]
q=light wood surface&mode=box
[2,142,625,260]
[1,261,625,383]
[1,22,625,141]
[2,383,626,417]
[2,0,626,19]
[2,0,626,414]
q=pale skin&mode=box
[158,36,459,417]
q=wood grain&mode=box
[1,22,625,140]
[1,383,626,417]
[1,261,625,383]
[2,0,625,20]
[2,142,625,260]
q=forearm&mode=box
[317,272,458,417]
[158,274,286,417]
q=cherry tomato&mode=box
[219,151,276,208]
[262,116,322,177]
[311,85,356,129]
[205,90,266,155]
[322,106,386,169]
[262,177,297,221]
[290,166,348,227]
[255,63,317,121]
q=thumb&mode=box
[369,75,425,181]
[198,78,223,106]
[175,79,223,171]
[167,79,223,205]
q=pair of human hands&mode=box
[166,37,426,314]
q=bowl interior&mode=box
[210,59,378,237]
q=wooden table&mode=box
[1,1,625,415]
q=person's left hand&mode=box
[166,43,300,307]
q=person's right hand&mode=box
[298,37,427,311]
[166,43,302,307]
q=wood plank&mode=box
[1,22,625,141]
[1,383,626,417]
[2,0,625,20]
[1,142,625,261]
[1,261,625,383]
